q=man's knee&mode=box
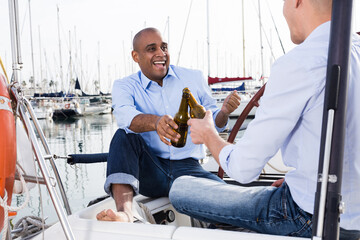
[110,129,143,147]
[112,128,128,142]
[169,176,194,198]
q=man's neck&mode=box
[152,79,163,87]
[303,16,331,43]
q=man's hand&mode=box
[155,115,180,145]
[271,178,285,187]
[189,110,229,164]
[188,110,217,144]
[221,90,241,115]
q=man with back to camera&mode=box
[96,27,241,222]
[169,0,360,239]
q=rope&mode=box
[0,191,9,240]
[12,216,50,239]
[0,165,31,240]
[137,203,156,224]
[266,162,289,174]
[0,56,10,84]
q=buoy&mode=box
[0,74,16,231]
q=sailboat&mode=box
[210,76,259,118]
[0,0,357,240]
[207,0,266,118]
[74,79,112,116]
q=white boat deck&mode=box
[33,194,308,240]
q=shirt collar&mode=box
[303,21,331,44]
[139,65,178,89]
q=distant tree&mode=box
[49,79,54,92]
[29,76,34,85]
[94,80,100,93]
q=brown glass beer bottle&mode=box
[171,89,190,148]
[184,87,206,119]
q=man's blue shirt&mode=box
[112,65,226,160]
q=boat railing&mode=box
[9,84,75,240]
[29,95,111,102]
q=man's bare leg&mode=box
[96,184,134,222]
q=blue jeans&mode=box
[340,228,360,240]
[169,176,313,237]
[104,129,223,197]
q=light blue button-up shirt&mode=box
[112,65,226,160]
[219,22,360,230]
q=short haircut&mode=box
[132,28,161,51]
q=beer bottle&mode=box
[171,89,190,148]
[184,88,206,119]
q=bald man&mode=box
[170,0,360,239]
[96,28,240,222]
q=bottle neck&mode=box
[188,92,199,108]
[178,93,189,112]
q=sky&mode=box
[0,0,359,93]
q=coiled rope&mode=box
[12,215,50,239]
[0,165,30,240]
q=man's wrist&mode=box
[155,116,161,131]
[215,110,229,128]
[203,128,220,146]
[220,109,230,118]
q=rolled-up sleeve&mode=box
[112,79,142,133]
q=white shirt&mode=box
[219,21,360,230]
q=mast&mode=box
[28,0,35,94]
[312,0,354,239]
[57,5,64,92]
[68,31,72,93]
[97,41,100,93]
[167,16,170,47]
[258,0,264,83]
[38,25,43,90]
[176,0,193,66]
[74,26,78,88]
[242,0,245,77]
[130,31,133,73]
[206,0,210,77]
[122,40,126,77]
[8,0,22,83]
[79,40,83,92]
[74,27,78,62]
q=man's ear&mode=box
[132,50,139,63]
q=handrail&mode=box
[10,86,75,240]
